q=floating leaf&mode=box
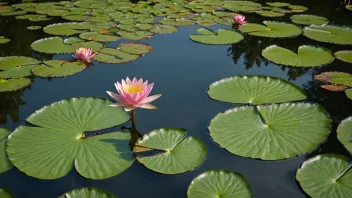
[224,5,260,12]
[118,30,153,40]
[289,5,308,12]
[0,128,12,174]
[187,170,252,198]
[190,28,243,45]
[59,187,117,198]
[7,98,133,180]
[150,24,178,34]
[239,21,302,38]
[159,18,195,26]
[346,89,352,100]
[321,85,348,91]
[209,103,331,160]
[256,11,284,17]
[262,45,334,67]
[0,56,40,70]
[94,48,139,64]
[314,72,352,87]
[63,37,84,44]
[134,128,206,174]
[303,25,352,45]
[44,22,92,36]
[31,60,86,78]
[197,19,216,27]
[296,154,352,198]
[291,15,328,25]
[118,42,153,55]
[0,36,10,44]
[0,188,15,198]
[208,76,306,104]
[266,2,290,7]
[0,78,31,92]
[27,26,42,30]
[337,116,352,152]
[79,32,120,42]
[347,5,352,11]
[1,10,27,16]
[0,65,36,79]
[136,23,154,30]
[335,51,352,63]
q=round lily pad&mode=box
[118,30,153,40]
[335,51,352,63]
[0,65,36,79]
[118,42,153,55]
[44,22,92,36]
[190,28,243,45]
[59,188,117,198]
[262,45,334,67]
[0,128,12,174]
[79,32,120,42]
[289,5,308,12]
[321,85,347,92]
[0,188,14,198]
[159,18,195,26]
[239,21,302,38]
[0,36,10,44]
[266,2,290,7]
[256,11,285,17]
[0,78,31,92]
[0,56,41,70]
[291,15,328,25]
[337,116,352,153]
[150,24,178,34]
[134,128,206,174]
[296,154,352,198]
[94,48,139,64]
[208,76,306,104]
[27,26,42,30]
[31,60,86,78]
[303,25,352,45]
[187,170,252,198]
[7,97,133,180]
[209,103,331,160]
[314,72,352,87]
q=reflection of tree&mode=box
[0,87,28,124]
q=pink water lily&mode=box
[107,77,162,111]
[233,14,247,25]
[73,48,95,63]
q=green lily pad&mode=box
[134,128,206,174]
[136,23,154,30]
[209,103,331,160]
[31,60,86,78]
[28,15,52,22]
[27,26,42,30]
[197,19,216,27]
[347,5,352,11]
[314,72,352,87]
[118,30,153,40]
[44,22,92,36]
[239,21,302,38]
[262,45,334,67]
[291,15,328,25]
[64,37,84,44]
[118,42,153,55]
[0,65,36,79]
[224,5,260,12]
[150,24,178,34]
[303,25,352,45]
[0,36,10,44]
[187,170,252,198]
[346,89,352,100]
[289,5,308,12]
[335,51,352,63]
[31,37,103,54]
[159,18,195,26]
[337,116,352,152]
[0,128,12,174]
[7,97,133,180]
[0,188,15,198]
[1,10,27,16]
[0,56,41,70]
[190,28,243,45]
[256,11,285,17]
[271,7,292,14]
[59,187,117,198]
[266,2,290,7]
[296,154,352,198]
[94,48,139,64]
[0,78,31,92]
[208,76,306,104]
[79,32,120,42]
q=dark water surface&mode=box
[1,0,352,197]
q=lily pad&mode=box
[118,30,153,40]
[335,51,352,63]
[0,128,12,174]
[0,36,10,44]
[208,76,306,104]
[44,22,92,36]
[59,188,117,198]
[314,72,352,87]
[209,103,331,160]
[346,89,352,100]
[256,11,285,17]
[134,128,206,174]
[31,60,86,78]
[150,24,178,34]
[118,42,153,55]
[94,48,139,64]
[296,154,352,198]
[303,25,352,45]
[79,32,120,42]
[239,21,302,38]
[0,188,14,198]
[159,18,195,26]
[0,56,41,70]
[0,65,36,79]
[262,45,334,67]
[7,97,134,180]
[27,26,42,30]
[0,78,31,92]
[321,85,347,92]
[291,15,328,25]
[190,28,243,45]
[337,116,352,153]
[347,5,352,11]
[1,10,27,16]
[187,170,252,198]
[266,2,290,7]
[289,5,308,12]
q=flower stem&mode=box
[131,109,136,129]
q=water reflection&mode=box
[0,86,29,124]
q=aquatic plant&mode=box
[233,14,247,25]
[73,47,95,63]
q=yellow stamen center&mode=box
[123,85,144,94]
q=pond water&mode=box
[0,0,352,197]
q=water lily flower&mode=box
[73,48,95,63]
[107,77,162,112]
[233,14,247,25]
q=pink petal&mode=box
[137,103,157,109]
[124,105,137,112]
[106,91,123,102]
[109,102,128,107]
[141,94,162,104]
[126,77,131,84]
